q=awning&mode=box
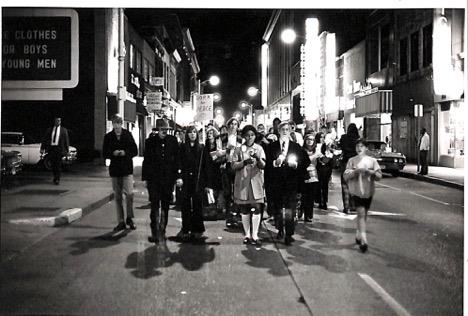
[136,101,149,116]
[355,90,392,117]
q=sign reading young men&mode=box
[194,94,214,122]
[2,8,79,91]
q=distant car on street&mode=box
[1,131,77,170]
[1,149,23,176]
[365,140,406,176]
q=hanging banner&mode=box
[149,76,164,86]
[194,94,214,122]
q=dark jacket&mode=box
[266,140,310,194]
[142,134,180,191]
[102,129,138,177]
[338,134,358,169]
[41,126,70,156]
[180,142,206,195]
[204,140,222,190]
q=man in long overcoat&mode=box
[142,118,181,243]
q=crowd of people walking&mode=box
[104,114,381,253]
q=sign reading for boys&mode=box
[195,93,214,122]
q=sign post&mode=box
[414,104,423,172]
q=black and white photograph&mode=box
[0,0,466,315]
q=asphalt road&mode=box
[0,170,463,316]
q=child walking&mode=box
[344,139,382,252]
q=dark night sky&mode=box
[128,8,372,118]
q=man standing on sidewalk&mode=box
[40,117,70,185]
[103,114,138,231]
[419,128,430,176]
[142,118,181,243]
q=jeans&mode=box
[111,175,134,223]
[273,191,297,237]
[147,180,171,236]
[301,182,319,219]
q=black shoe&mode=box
[251,238,261,246]
[53,179,60,185]
[343,208,349,214]
[276,230,284,240]
[359,243,368,253]
[126,218,136,230]
[304,217,313,222]
[321,203,327,210]
[148,236,159,244]
[355,238,362,245]
[243,237,250,244]
[284,235,293,246]
[113,222,126,231]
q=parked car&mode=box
[365,140,406,176]
[1,149,23,176]
[1,132,77,170]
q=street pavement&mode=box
[0,163,464,316]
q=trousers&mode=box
[111,175,134,223]
[147,180,171,236]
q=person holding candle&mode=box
[266,121,310,245]
[232,125,266,245]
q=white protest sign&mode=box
[194,94,214,122]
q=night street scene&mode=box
[0,3,466,316]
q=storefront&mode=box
[355,89,393,142]
[438,99,464,168]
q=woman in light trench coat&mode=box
[232,125,266,246]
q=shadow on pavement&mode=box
[125,241,217,279]
[67,230,129,255]
[241,247,291,277]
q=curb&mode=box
[8,192,114,227]
[398,171,464,190]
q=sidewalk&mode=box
[1,160,116,262]
[398,163,464,190]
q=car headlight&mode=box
[377,158,383,161]
[399,159,404,163]
[394,158,398,162]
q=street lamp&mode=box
[247,86,259,97]
[239,100,253,124]
[233,111,242,121]
[281,28,297,44]
[213,92,222,102]
[199,74,220,93]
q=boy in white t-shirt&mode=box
[344,139,382,252]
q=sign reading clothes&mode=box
[195,94,214,122]
[2,8,79,89]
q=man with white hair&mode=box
[266,121,310,245]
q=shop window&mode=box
[410,31,419,72]
[439,101,464,157]
[399,38,408,75]
[380,24,390,69]
[422,23,433,68]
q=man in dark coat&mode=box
[102,114,138,231]
[142,118,181,243]
[266,121,310,245]
[40,117,70,185]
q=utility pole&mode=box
[117,8,126,117]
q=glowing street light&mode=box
[281,28,297,44]
[209,75,220,86]
[247,87,259,97]
[214,106,223,115]
[233,111,242,120]
[213,92,222,102]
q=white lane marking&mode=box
[368,211,406,216]
[376,183,402,191]
[358,273,412,316]
[376,182,452,206]
[407,191,450,206]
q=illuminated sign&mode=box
[2,8,79,89]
